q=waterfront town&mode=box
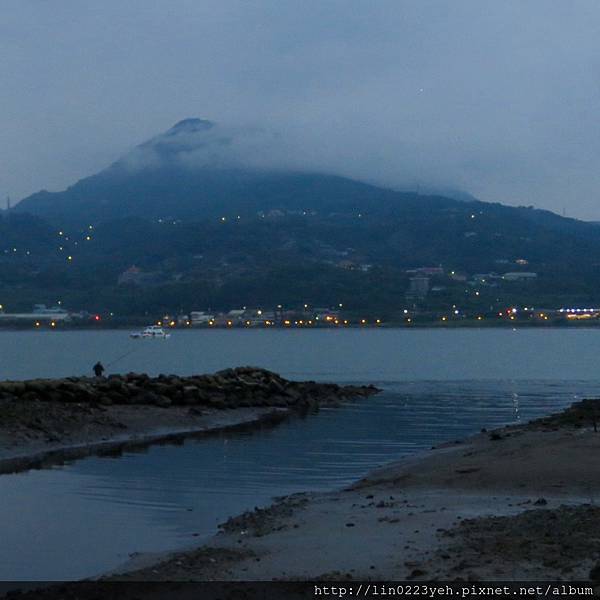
[2,256,599,328]
[1,298,599,329]
[4,198,600,333]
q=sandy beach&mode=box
[110,399,600,582]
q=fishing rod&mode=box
[105,346,143,369]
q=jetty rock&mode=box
[0,367,380,411]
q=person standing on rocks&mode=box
[93,361,105,378]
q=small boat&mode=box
[130,325,171,339]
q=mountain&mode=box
[8,118,600,316]
[15,119,409,226]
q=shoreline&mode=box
[0,368,378,475]
[0,406,288,475]
[2,388,599,588]
[0,322,599,331]
[110,399,600,582]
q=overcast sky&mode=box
[2,1,600,218]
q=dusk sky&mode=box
[3,1,600,219]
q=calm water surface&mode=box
[0,328,599,580]
[2,327,600,381]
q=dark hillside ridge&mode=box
[16,168,411,225]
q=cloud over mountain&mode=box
[4,2,600,218]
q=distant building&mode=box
[335,260,372,272]
[33,304,68,316]
[118,265,157,286]
[471,273,500,286]
[256,310,276,321]
[337,260,359,270]
[406,267,444,276]
[0,304,70,322]
[315,309,340,322]
[449,271,468,282]
[190,311,215,325]
[227,309,246,323]
[406,276,430,299]
[226,308,277,326]
[502,272,538,281]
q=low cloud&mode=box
[3,1,600,218]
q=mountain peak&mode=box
[121,118,221,168]
[167,118,214,135]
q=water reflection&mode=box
[0,379,598,580]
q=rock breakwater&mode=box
[0,367,379,410]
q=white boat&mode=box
[130,325,171,339]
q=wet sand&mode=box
[113,400,600,581]
[0,403,287,475]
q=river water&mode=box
[0,328,598,580]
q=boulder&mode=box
[107,379,125,391]
[131,391,160,405]
[155,396,172,408]
[0,381,26,395]
[183,386,200,400]
[25,380,48,393]
[0,370,380,411]
[207,395,227,409]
